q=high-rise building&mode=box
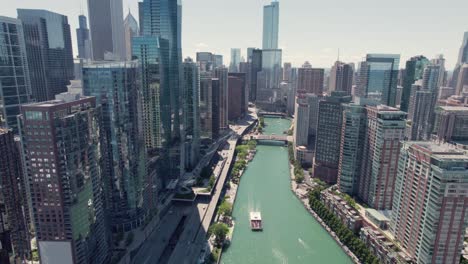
[457,32,468,66]
[229,72,247,115]
[262,1,279,49]
[406,84,433,141]
[337,103,367,195]
[329,61,354,95]
[0,129,31,260]
[228,75,244,121]
[87,0,126,60]
[196,52,214,72]
[306,93,320,139]
[297,63,324,95]
[200,73,220,140]
[313,91,352,184]
[293,93,310,147]
[400,55,429,112]
[215,67,229,131]
[82,62,149,232]
[214,54,223,68]
[239,62,251,106]
[19,93,110,264]
[358,105,406,210]
[391,141,468,264]
[456,64,468,95]
[229,48,241,72]
[18,9,74,102]
[356,54,400,107]
[283,62,292,82]
[76,15,91,59]
[211,79,221,139]
[132,36,162,150]
[433,106,468,143]
[250,49,262,101]
[182,58,200,170]
[0,16,31,132]
[124,10,139,60]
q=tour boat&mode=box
[250,212,263,231]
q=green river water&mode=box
[221,117,352,264]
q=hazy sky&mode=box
[3,0,468,69]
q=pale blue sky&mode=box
[3,0,468,69]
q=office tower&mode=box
[17,9,74,102]
[124,10,139,60]
[400,55,429,112]
[439,86,456,100]
[215,68,229,131]
[391,142,468,264]
[293,93,310,147]
[329,61,354,95]
[229,48,241,72]
[132,36,162,150]
[306,93,320,139]
[313,91,352,184]
[211,79,221,139]
[297,62,324,95]
[199,73,219,140]
[283,62,292,81]
[182,58,200,170]
[87,0,126,60]
[262,1,279,49]
[406,87,433,140]
[456,64,468,95]
[397,69,406,87]
[396,85,403,106]
[239,62,251,106]
[141,0,182,145]
[229,72,247,115]
[250,49,262,101]
[76,15,91,59]
[196,52,214,72]
[19,94,109,264]
[457,32,468,65]
[0,17,31,132]
[82,62,149,232]
[213,54,223,68]
[358,105,406,210]
[286,83,296,116]
[433,106,468,143]
[337,103,367,195]
[228,75,244,121]
[138,2,144,35]
[356,54,400,107]
[0,129,30,260]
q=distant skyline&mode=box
[4,0,468,69]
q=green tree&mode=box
[219,201,233,217]
[208,223,230,247]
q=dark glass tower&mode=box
[400,55,429,112]
[17,9,74,102]
[76,15,91,59]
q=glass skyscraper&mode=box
[0,16,31,132]
[263,1,279,49]
[400,55,428,112]
[182,58,200,170]
[357,54,400,107]
[83,61,149,232]
[76,15,91,59]
[17,9,74,102]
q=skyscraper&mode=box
[262,1,279,49]
[19,93,110,264]
[455,64,468,95]
[229,72,248,116]
[433,106,468,143]
[215,67,229,131]
[227,74,244,121]
[457,31,468,66]
[356,54,400,107]
[0,129,31,260]
[293,93,310,147]
[329,61,354,95]
[196,52,214,72]
[400,55,429,112]
[297,63,324,95]
[229,48,241,72]
[249,49,262,101]
[200,73,219,140]
[313,91,352,184]
[283,62,292,81]
[358,105,406,210]
[182,58,200,170]
[124,10,139,60]
[18,9,74,102]
[82,62,149,232]
[0,16,31,132]
[87,0,126,60]
[76,15,91,59]
[391,141,468,264]
[257,49,283,104]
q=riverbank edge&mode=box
[288,164,361,264]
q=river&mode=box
[221,117,352,264]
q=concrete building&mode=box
[313,91,352,184]
[356,54,400,107]
[358,105,406,210]
[76,15,91,60]
[87,0,126,60]
[321,188,363,233]
[262,1,279,50]
[228,72,247,118]
[329,61,354,95]
[0,16,31,132]
[283,62,292,81]
[227,75,244,121]
[215,67,229,131]
[18,9,74,102]
[0,129,31,261]
[360,227,410,264]
[391,141,468,264]
[297,63,324,95]
[18,94,110,264]
[433,106,468,143]
[82,62,149,232]
[293,93,310,147]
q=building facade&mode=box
[329,61,354,95]
[76,15,91,60]
[262,1,279,50]
[297,64,324,95]
[400,55,429,112]
[182,58,200,170]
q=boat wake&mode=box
[272,248,288,264]
[298,238,310,250]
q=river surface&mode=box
[221,117,352,264]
